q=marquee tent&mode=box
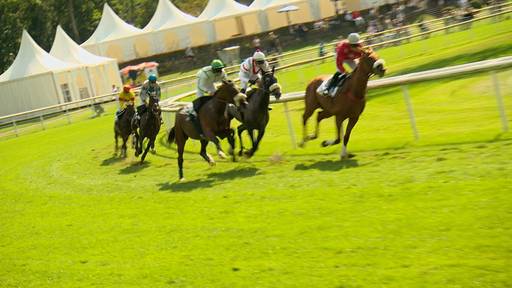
[50,26,122,97]
[81,3,152,62]
[251,0,313,31]
[199,0,263,42]
[309,0,338,20]
[143,0,210,54]
[0,30,92,117]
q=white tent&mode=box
[81,3,153,62]
[50,26,122,97]
[199,0,263,42]
[143,0,210,54]
[309,0,338,20]
[0,30,93,117]
[251,0,313,31]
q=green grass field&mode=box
[1,17,512,287]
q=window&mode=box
[61,84,72,102]
[79,88,90,100]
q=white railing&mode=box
[0,7,510,138]
[161,56,512,148]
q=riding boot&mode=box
[324,72,341,96]
[190,114,205,139]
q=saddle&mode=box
[192,96,214,113]
[317,73,351,98]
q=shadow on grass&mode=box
[294,158,359,171]
[207,167,260,181]
[158,179,215,192]
[119,162,149,174]
[101,155,124,166]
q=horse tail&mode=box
[167,126,176,144]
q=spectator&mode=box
[111,84,119,93]
[185,46,196,63]
[252,37,262,52]
[267,32,282,55]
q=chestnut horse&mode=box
[301,48,386,159]
[167,80,246,181]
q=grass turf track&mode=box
[0,17,512,287]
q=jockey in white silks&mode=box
[238,51,270,94]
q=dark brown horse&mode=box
[167,80,246,181]
[237,68,281,158]
[132,94,161,163]
[114,103,135,157]
[301,48,386,159]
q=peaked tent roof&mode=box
[199,0,253,20]
[143,0,198,31]
[252,0,306,9]
[50,26,115,65]
[0,30,78,82]
[82,3,143,45]
[249,0,272,8]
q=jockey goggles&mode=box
[255,60,265,65]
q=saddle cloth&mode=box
[316,75,348,97]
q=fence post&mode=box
[401,85,419,140]
[65,106,71,124]
[491,71,509,132]
[282,102,297,149]
[12,120,19,137]
[39,114,46,130]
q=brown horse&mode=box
[301,48,386,159]
[167,80,246,181]
[114,103,135,157]
[132,94,161,164]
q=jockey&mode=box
[239,50,270,94]
[139,74,161,106]
[115,85,135,120]
[196,59,227,98]
[324,33,364,96]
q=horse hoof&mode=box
[218,151,227,159]
[151,149,156,154]
[307,134,317,140]
[321,140,329,147]
[179,178,186,183]
[209,161,216,167]
[244,151,254,158]
[298,141,305,148]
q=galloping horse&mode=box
[236,67,282,158]
[114,103,135,157]
[168,80,246,180]
[301,48,386,159]
[132,94,161,163]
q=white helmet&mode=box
[253,51,266,62]
[347,33,362,44]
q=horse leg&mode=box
[140,138,153,164]
[204,131,227,159]
[248,128,265,158]
[177,139,186,181]
[227,128,236,162]
[133,131,140,157]
[237,124,247,156]
[300,104,318,148]
[310,110,332,140]
[115,130,119,155]
[121,135,128,158]
[322,115,344,147]
[340,117,359,160]
[244,129,256,157]
[199,140,215,166]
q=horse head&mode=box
[216,80,247,107]
[359,48,386,78]
[148,92,160,115]
[261,66,282,100]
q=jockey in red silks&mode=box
[324,33,364,96]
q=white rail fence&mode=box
[0,7,510,138]
[161,56,512,148]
